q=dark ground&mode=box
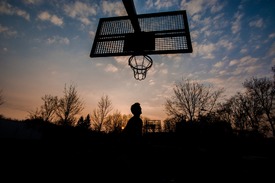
[1,132,275,183]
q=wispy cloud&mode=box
[0,1,30,21]
[249,17,264,28]
[46,36,70,45]
[240,48,247,54]
[145,0,177,10]
[267,42,275,57]
[239,56,257,67]
[231,11,243,34]
[101,1,126,16]
[37,11,63,27]
[104,64,118,72]
[0,24,17,37]
[181,0,204,16]
[217,39,234,50]
[213,61,224,68]
[269,33,275,39]
[64,1,97,25]
[193,42,216,59]
[23,0,43,5]
[229,59,238,66]
[229,56,259,76]
[210,1,225,13]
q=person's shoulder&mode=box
[128,117,135,123]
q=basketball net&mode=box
[128,55,153,81]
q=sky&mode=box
[0,0,275,122]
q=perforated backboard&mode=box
[90,10,193,57]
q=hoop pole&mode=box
[122,0,141,33]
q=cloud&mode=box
[214,61,224,68]
[249,18,264,28]
[217,39,234,50]
[0,1,30,21]
[229,59,238,66]
[51,15,63,26]
[88,30,95,39]
[114,56,128,65]
[269,33,275,39]
[231,11,243,34]
[104,64,118,72]
[211,13,228,30]
[210,1,225,13]
[240,48,247,54]
[267,42,275,57]
[46,36,70,45]
[38,11,63,27]
[180,0,222,17]
[23,0,42,5]
[230,56,259,76]
[239,56,257,66]
[64,1,97,25]
[146,0,177,10]
[193,42,216,59]
[145,0,154,9]
[210,59,227,75]
[180,0,204,16]
[148,79,155,86]
[101,1,126,16]
[0,24,17,37]
[38,11,50,20]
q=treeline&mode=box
[27,85,131,133]
[164,66,275,138]
[0,66,274,139]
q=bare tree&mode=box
[165,78,224,122]
[28,94,58,122]
[55,83,84,126]
[0,89,4,106]
[104,110,124,133]
[91,94,113,132]
[40,95,58,122]
[243,76,275,137]
[223,92,260,132]
[239,92,263,132]
[216,102,232,124]
[28,108,42,120]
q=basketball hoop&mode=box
[128,55,153,81]
[90,1,193,80]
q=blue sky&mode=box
[0,0,274,122]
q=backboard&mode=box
[90,0,192,80]
[90,10,193,57]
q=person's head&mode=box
[131,102,142,116]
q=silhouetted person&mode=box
[121,103,144,181]
[123,102,143,146]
